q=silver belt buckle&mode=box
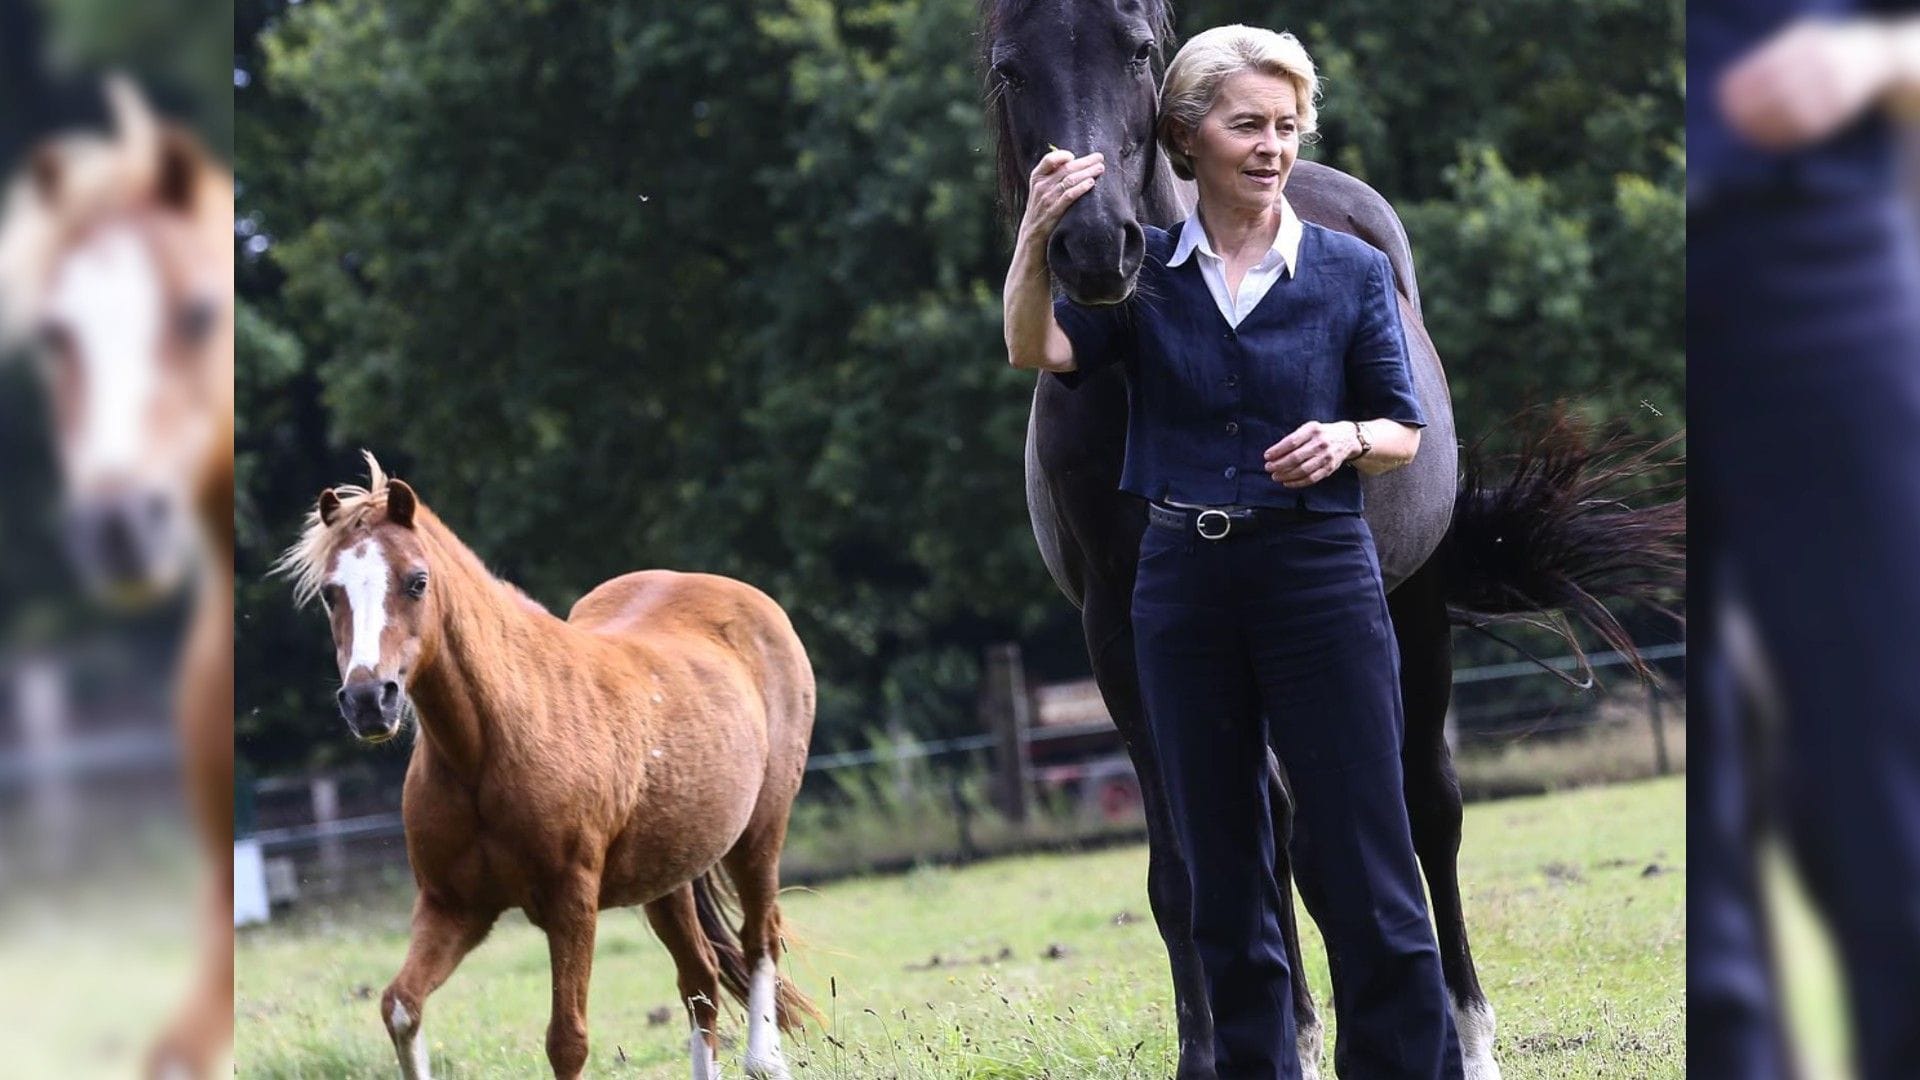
[1195,508,1232,541]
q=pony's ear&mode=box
[317,489,342,526]
[155,127,200,212]
[387,480,417,528]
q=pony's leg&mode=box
[1391,560,1499,1080]
[1267,754,1323,1080]
[645,886,726,1080]
[538,878,601,1080]
[380,895,497,1080]
[723,824,796,1080]
[1082,579,1218,1080]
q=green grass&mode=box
[236,777,1684,1078]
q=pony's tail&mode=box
[690,869,824,1033]
[1437,408,1686,678]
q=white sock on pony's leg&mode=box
[1295,1011,1325,1080]
[742,956,791,1080]
[386,999,432,1080]
[1452,997,1502,1080]
[689,1020,721,1080]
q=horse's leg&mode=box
[1391,559,1499,1080]
[538,877,601,1080]
[1266,754,1323,1080]
[645,886,725,1080]
[723,813,798,1080]
[379,895,497,1080]
[1082,578,1217,1080]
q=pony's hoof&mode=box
[743,1052,791,1080]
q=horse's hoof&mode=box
[1453,998,1502,1080]
[1296,1015,1325,1080]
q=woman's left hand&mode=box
[1264,421,1358,488]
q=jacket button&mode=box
[1226,421,1239,435]
[1224,466,1238,479]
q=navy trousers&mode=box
[1690,192,1920,1079]
[1132,511,1461,1080]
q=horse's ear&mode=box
[155,127,200,212]
[387,480,417,528]
[318,489,342,526]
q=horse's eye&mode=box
[994,62,1025,91]
[175,299,217,345]
[1132,40,1155,65]
[405,572,428,599]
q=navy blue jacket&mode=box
[1053,222,1425,513]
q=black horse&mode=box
[981,2,1683,1078]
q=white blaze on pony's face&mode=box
[311,480,432,743]
[0,79,232,605]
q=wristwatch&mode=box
[1352,420,1372,460]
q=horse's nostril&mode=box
[381,681,399,706]
[1120,221,1145,273]
[336,689,350,713]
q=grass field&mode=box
[236,776,1684,1078]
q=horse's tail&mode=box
[1436,409,1685,677]
[690,869,824,1033]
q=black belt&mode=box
[1147,501,1329,541]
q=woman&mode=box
[1002,25,1461,1080]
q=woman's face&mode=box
[1183,70,1300,218]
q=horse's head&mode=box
[0,79,234,605]
[278,458,435,744]
[983,0,1172,305]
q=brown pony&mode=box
[275,455,821,1079]
[0,79,235,1078]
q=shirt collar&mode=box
[1167,195,1303,277]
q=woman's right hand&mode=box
[1016,149,1105,250]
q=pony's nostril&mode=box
[336,689,350,714]
[381,681,400,706]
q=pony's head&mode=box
[275,455,436,744]
[0,78,234,604]
[982,0,1172,305]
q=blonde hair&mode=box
[1158,25,1320,182]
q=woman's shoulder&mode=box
[1301,221,1390,275]
[1143,223,1178,263]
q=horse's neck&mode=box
[405,522,544,778]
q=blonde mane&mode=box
[0,78,233,347]
[274,451,551,617]
[273,450,397,607]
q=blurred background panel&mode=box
[0,0,231,1074]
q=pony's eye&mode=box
[993,62,1025,91]
[405,572,428,599]
[1132,40,1155,65]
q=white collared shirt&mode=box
[1166,197,1303,328]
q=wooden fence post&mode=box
[984,643,1033,824]
[1648,681,1671,776]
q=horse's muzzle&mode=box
[1047,217,1145,306]
[338,679,403,742]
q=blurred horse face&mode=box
[318,519,431,744]
[36,212,225,603]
